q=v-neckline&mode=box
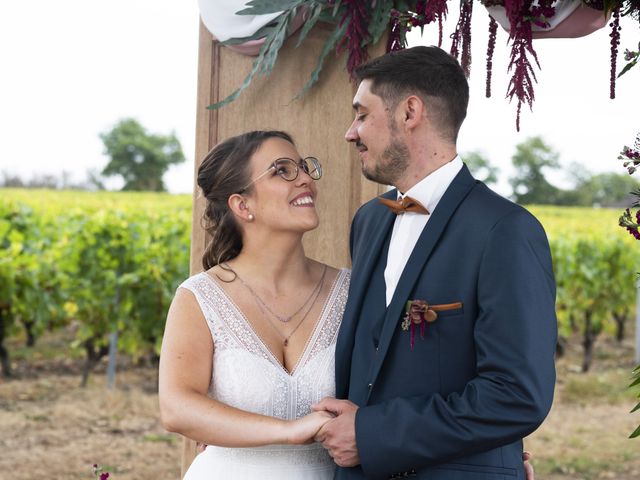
[203,269,343,377]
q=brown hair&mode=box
[197,130,294,270]
[354,46,469,142]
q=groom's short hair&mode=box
[354,46,469,142]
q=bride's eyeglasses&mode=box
[239,157,322,193]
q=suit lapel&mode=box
[335,190,396,399]
[365,167,478,400]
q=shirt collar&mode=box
[397,156,463,214]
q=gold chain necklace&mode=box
[258,267,326,347]
[229,263,326,323]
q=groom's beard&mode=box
[361,121,409,187]
[361,139,410,187]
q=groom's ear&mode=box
[400,95,425,130]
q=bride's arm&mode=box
[158,287,330,447]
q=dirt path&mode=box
[525,335,640,480]
[526,387,640,479]
[0,367,180,480]
[0,335,638,479]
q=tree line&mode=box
[466,136,639,207]
[2,119,638,208]
[1,118,185,193]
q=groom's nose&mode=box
[345,121,359,143]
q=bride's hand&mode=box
[287,411,334,445]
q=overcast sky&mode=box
[1,1,638,196]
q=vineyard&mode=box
[1,190,640,479]
[0,189,191,385]
[530,205,640,371]
[1,191,638,383]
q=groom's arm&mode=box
[354,209,556,478]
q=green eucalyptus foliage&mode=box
[210,0,354,109]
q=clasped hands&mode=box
[290,397,360,467]
[296,401,535,478]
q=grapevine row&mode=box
[0,190,190,384]
[0,192,637,382]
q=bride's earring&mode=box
[239,201,254,222]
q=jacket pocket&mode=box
[431,461,517,477]
[431,301,463,317]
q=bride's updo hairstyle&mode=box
[197,130,295,270]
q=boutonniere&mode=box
[400,300,464,349]
[401,300,438,350]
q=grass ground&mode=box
[525,335,640,480]
[0,328,638,480]
[0,330,181,480]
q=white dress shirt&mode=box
[384,157,463,306]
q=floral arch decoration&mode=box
[199,0,640,130]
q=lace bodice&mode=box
[179,267,350,421]
[179,268,350,479]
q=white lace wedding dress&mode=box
[179,268,350,480]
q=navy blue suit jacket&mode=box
[334,165,557,479]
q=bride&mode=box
[158,130,347,479]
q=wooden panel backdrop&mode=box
[183,20,386,476]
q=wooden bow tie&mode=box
[378,196,429,215]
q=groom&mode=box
[314,46,557,479]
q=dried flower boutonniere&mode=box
[401,300,438,350]
[401,299,464,349]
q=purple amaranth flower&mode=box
[619,138,640,174]
[628,225,640,240]
[528,0,556,28]
[620,209,640,240]
[623,146,640,160]
[609,6,621,99]
[401,300,438,349]
[485,16,498,98]
[422,0,449,46]
[634,230,640,240]
[386,11,405,52]
[504,0,540,131]
[337,0,370,78]
[92,464,110,480]
[450,0,474,77]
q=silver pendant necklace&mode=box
[229,263,326,323]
